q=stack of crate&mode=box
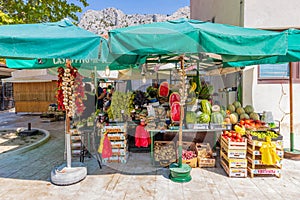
[102,124,128,163]
[247,135,283,178]
[70,128,82,159]
[220,136,248,178]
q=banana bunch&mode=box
[188,81,197,94]
[234,125,246,135]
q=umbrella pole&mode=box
[66,113,72,168]
[178,56,185,167]
[284,63,300,160]
[289,63,294,152]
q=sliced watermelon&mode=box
[171,102,181,122]
[169,92,180,106]
[158,81,169,97]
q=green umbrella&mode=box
[108,18,288,64]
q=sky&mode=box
[69,0,190,17]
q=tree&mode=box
[0,0,88,24]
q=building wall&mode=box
[244,0,300,28]
[191,0,300,28]
[190,0,242,26]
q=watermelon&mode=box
[198,113,210,123]
[171,102,180,122]
[201,100,212,115]
[220,109,226,118]
[210,112,224,124]
[233,101,242,109]
[169,92,180,106]
[244,105,254,114]
[158,81,169,97]
[227,104,235,113]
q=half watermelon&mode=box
[158,81,169,97]
[171,102,181,122]
[169,92,180,106]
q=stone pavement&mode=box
[0,111,300,200]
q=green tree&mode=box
[0,0,88,24]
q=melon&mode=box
[170,102,180,122]
[240,113,250,120]
[198,113,210,123]
[227,104,235,113]
[250,112,260,120]
[229,113,238,124]
[169,92,180,106]
[224,117,231,124]
[232,101,242,109]
[201,100,212,115]
[244,105,254,114]
[211,105,221,112]
[158,81,169,97]
[210,112,224,124]
[236,107,245,115]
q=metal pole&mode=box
[66,113,72,168]
[178,56,185,167]
[289,63,294,152]
[1,82,4,110]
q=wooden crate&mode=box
[182,157,198,168]
[196,143,212,158]
[221,136,247,150]
[220,151,247,168]
[247,138,283,150]
[247,167,281,178]
[107,133,127,141]
[102,153,129,164]
[198,157,216,168]
[220,159,247,178]
[221,145,247,159]
[154,141,176,166]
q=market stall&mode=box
[2,18,296,183]
[2,69,58,113]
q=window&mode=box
[258,62,300,84]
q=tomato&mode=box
[232,132,237,138]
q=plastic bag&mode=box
[97,135,105,154]
[101,134,112,158]
[135,125,150,147]
[260,136,281,165]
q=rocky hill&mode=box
[78,6,190,35]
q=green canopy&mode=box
[223,29,300,67]
[108,18,288,65]
[0,19,101,60]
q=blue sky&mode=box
[70,0,189,16]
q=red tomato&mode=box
[232,132,237,138]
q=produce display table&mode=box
[149,128,224,164]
